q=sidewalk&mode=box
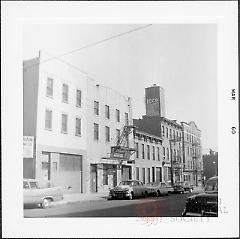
[51,192,109,207]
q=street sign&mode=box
[23,136,34,158]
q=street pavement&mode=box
[24,192,196,218]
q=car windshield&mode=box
[119,181,135,186]
[205,178,218,192]
[148,182,159,186]
[29,181,39,189]
[23,181,30,189]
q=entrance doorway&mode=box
[90,164,97,193]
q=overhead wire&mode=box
[23,24,153,71]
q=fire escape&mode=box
[110,125,136,165]
[169,136,184,186]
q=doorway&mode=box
[90,164,97,193]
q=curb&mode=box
[49,196,108,208]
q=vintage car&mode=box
[23,179,63,208]
[182,176,218,217]
[108,180,148,200]
[173,185,185,194]
[176,181,194,193]
[146,182,169,196]
[165,184,174,193]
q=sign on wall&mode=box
[23,136,34,158]
[145,86,161,116]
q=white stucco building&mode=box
[23,51,134,193]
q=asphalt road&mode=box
[24,192,193,218]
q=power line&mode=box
[23,24,153,70]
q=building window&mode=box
[45,109,52,130]
[168,167,171,181]
[167,148,169,160]
[170,129,172,138]
[52,162,57,172]
[142,168,145,184]
[147,145,150,160]
[62,83,69,103]
[94,123,99,140]
[61,114,68,133]
[94,101,99,115]
[46,77,53,97]
[75,117,81,136]
[105,126,110,142]
[116,129,121,143]
[162,125,165,137]
[136,167,139,180]
[152,146,155,160]
[135,142,139,158]
[166,127,168,138]
[125,112,129,125]
[173,130,175,139]
[105,105,110,119]
[116,109,120,122]
[142,144,145,159]
[147,168,150,183]
[157,147,160,161]
[163,147,165,159]
[173,149,176,161]
[76,89,82,107]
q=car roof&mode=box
[23,179,37,182]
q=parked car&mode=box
[146,182,169,196]
[23,179,63,208]
[165,184,174,193]
[182,176,218,217]
[173,185,185,194]
[108,180,148,200]
[176,182,194,193]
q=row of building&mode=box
[23,51,203,193]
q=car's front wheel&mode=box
[42,198,52,209]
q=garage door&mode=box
[52,154,82,193]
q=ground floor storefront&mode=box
[23,144,87,193]
[89,162,133,193]
[183,171,204,186]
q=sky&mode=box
[23,24,218,152]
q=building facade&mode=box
[181,121,203,186]
[85,80,134,193]
[132,84,202,186]
[133,116,183,185]
[23,51,133,193]
[133,129,163,184]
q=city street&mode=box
[24,192,193,218]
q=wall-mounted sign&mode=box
[145,86,161,116]
[23,136,34,158]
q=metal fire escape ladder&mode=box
[110,125,136,163]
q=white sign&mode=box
[146,98,159,104]
[23,136,34,158]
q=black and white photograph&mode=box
[2,1,239,238]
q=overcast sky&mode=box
[23,24,217,152]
